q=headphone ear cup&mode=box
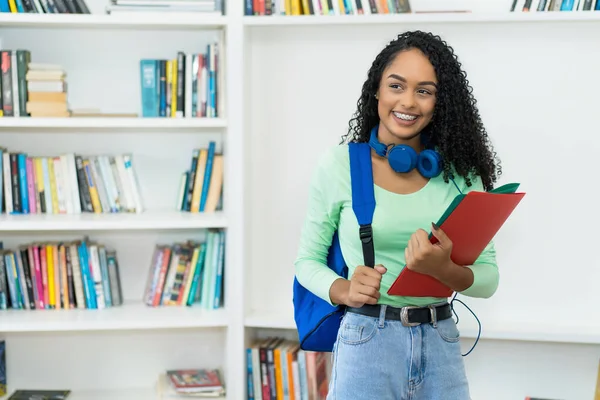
[387,145,417,173]
[417,150,443,178]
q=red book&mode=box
[387,183,526,298]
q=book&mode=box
[7,390,70,399]
[387,182,526,298]
[0,341,5,397]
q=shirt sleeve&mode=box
[294,147,345,306]
[457,175,500,299]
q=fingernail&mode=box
[432,222,439,230]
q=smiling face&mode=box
[375,48,438,147]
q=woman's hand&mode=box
[405,222,453,278]
[330,265,387,308]
[346,265,387,307]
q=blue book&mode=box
[18,153,28,214]
[140,60,158,117]
[560,0,574,10]
[199,141,215,212]
[213,230,225,308]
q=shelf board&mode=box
[0,117,227,130]
[243,11,600,26]
[0,300,228,332]
[245,311,600,345]
[246,311,297,330]
[0,211,227,231]
[0,12,228,29]
[0,387,227,400]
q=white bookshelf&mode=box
[1,1,600,400]
[0,211,227,231]
[244,311,600,345]
[0,0,241,397]
[0,117,227,130]
[0,12,229,28]
[0,387,226,400]
[0,300,228,332]
[243,10,600,25]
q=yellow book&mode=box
[291,0,301,14]
[53,244,60,309]
[301,0,311,14]
[34,157,45,213]
[46,244,55,308]
[274,346,284,400]
[166,60,173,116]
[171,58,178,117]
[595,359,600,400]
[47,158,59,214]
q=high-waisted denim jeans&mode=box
[326,304,471,400]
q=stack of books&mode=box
[157,368,225,398]
[26,63,69,117]
[105,0,223,16]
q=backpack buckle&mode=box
[358,225,375,268]
[359,225,372,243]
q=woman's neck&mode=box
[376,124,423,152]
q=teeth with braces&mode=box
[394,112,417,121]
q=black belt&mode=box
[346,302,452,327]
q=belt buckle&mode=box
[400,306,421,327]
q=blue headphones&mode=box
[368,125,443,178]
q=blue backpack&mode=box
[292,142,376,352]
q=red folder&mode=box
[387,183,526,298]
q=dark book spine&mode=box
[107,251,122,306]
[10,154,20,213]
[16,50,30,117]
[51,0,69,13]
[73,0,89,13]
[159,60,166,117]
[18,248,35,309]
[63,0,78,12]
[184,150,198,211]
[176,51,185,117]
[0,252,7,309]
[64,245,75,308]
[75,155,93,212]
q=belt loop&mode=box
[378,304,387,328]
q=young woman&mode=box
[294,30,502,399]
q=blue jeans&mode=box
[327,304,471,400]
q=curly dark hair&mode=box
[341,30,501,191]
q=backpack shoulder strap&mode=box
[349,142,376,268]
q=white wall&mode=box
[244,9,600,400]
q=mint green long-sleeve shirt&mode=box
[294,144,499,308]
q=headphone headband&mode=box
[367,125,442,178]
